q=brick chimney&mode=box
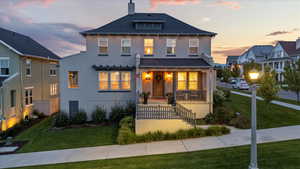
[296,37,300,50]
[128,0,135,15]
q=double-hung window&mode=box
[166,39,176,55]
[177,72,199,91]
[144,39,154,55]
[189,39,199,55]
[0,58,9,76]
[121,39,131,55]
[25,59,31,76]
[25,88,33,106]
[49,64,57,76]
[50,83,58,96]
[68,71,79,88]
[98,38,108,55]
[98,71,131,91]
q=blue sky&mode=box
[0,0,299,63]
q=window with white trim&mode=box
[25,59,31,76]
[166,39,176,55]
[144,39,154,55]
[68,71,79,88]
[121,39,131,55]
[0,58,9,76]
[98,71,131,91]
[98,38,108,55]
[50,83,58,96]
[49,64,57,76]
[25,88,33,106]
[189,39,199,55]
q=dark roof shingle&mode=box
[82,13,216,36]
[0,27,60,60]
[140,58,211,68]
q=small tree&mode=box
[283,60,300,102]
[243,62,262,84]
[221,68,232,82]
[231,64,241,78]
[258,66,280,105]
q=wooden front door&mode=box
[153,72,164,97]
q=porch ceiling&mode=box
[139,58,211,69]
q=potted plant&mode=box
[166,93,175,105]
[140,92,150,104]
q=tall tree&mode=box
[222,68,232,82]
[283,59,300,102]
[243,62,262,84]
[258,66,280,105]
[231,64,241,78]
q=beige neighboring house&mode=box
[60,1,217,134]
[0,27,60,131]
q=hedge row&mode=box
[117,116,230,145]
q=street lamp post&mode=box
[248,70,260,169]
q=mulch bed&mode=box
[0,141,28,155]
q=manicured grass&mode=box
[15,117,118,153]
[16,139,300,169]
[226,93,300,129]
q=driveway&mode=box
[1,125,300,169]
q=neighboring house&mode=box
[60,1,217,134]
[226,56,239,69]
[0,27,60,131]
[263,39,300,82]
[238,45,274,75]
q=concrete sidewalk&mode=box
[231,91,300,111]
[1,125,300,169]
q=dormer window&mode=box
[98,38,108,55]
[135,23,162,30]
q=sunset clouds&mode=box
[15,0,56,8]
[267,28,300,36]
[215,0,241,9]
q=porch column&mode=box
[173,71,177,105]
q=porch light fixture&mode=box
[165,72,173,81]
[143,72,152,80]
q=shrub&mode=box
[110,105,126,123]
[92,107,106,124]
[32,109,46,119]
[222,89,231,100]
[124,102,136,116]
[206,126,225,136]
[117,126,136,144]
[54,112,69,127]
[119,116,134,130]
[71,110,87,125]
[204,106,234,125]
[213,90,226,107]
[230,115,251,129]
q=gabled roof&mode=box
[278,41,297,56]
[139,58,211,68]
[249,45,274,57]
[226,56,239,65]
[0,27,60,60]
[81,13,216,36]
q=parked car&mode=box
[232,79,250,90]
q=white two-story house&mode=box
[60,1,217,134]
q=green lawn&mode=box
[16,139,300,169]
[226,93,300,129]
[15,117,118,153]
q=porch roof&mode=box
[139,58,211,69]
[0,77,8,87]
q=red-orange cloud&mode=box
[150,0,201,10]
[215,0,241,9]
[15,0,56,8]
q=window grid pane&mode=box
[98,39,108,54]
[177,72,187,90]
[99,72,109,90]
[110,72,120,90]
[121,72,131,90]
[68,71,79,88]
[144,39,154,55]
[0,59,9,76]
[189,72,198,90]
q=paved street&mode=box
[1,125,300,169]
[218,81,299,102]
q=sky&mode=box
[0,0,299,63]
